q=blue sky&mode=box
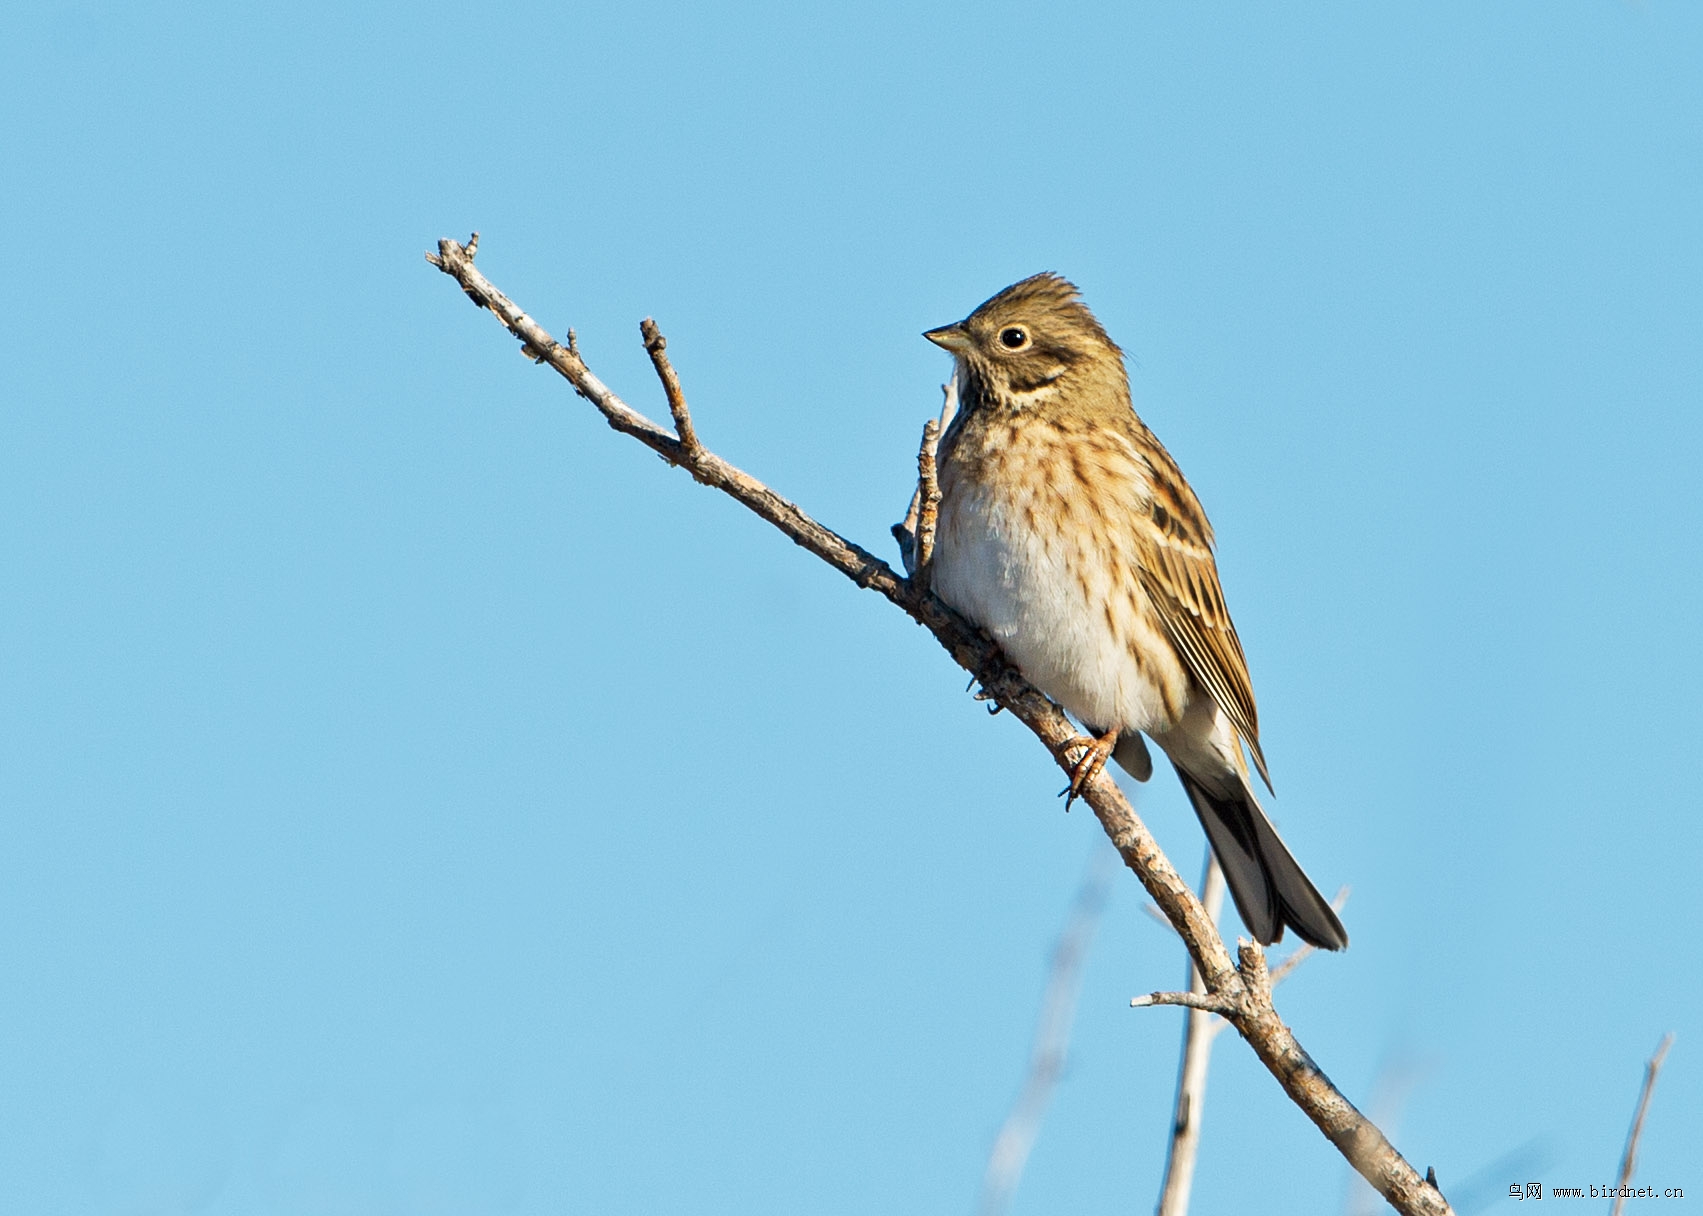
[2,3,1699,1213]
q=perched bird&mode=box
[924,273,1347,950]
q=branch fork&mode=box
[894,377,955,583]
[640,316,701,460]
[1132,941,1268,1020]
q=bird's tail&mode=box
[1173,766,1347,950]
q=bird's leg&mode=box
[1060,725,1119,809]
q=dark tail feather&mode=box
[1173,766,1347,951]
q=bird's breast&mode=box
[931,421,1190,734]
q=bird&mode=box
[922,272,1347,950]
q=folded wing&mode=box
[1130,436,1271,792]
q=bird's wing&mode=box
[1132,443,1272,792]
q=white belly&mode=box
[930,476,1184,737]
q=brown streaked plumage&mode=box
[923,272,1346,949]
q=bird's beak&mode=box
[924,323,971,353]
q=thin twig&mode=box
[914,418,942,576]
[426,236,1454,1216]
[639,317,700,457]
[895,373,958,578]
[1611,1033,1675,1216]
[977,846,1116,1216]
[1129,990,1234,1014]
[1155,852,1226,1216]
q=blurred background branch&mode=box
[976,845,1116,1216]
[1611,1034,1674,1216]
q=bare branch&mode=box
[427,237,1455,1216]
[977,846,1115,1216]
[914,419,943,575]
[895,373,958,577]
[1155,852,1226,1216]
[639,317,701,457]
[1130,990,1234,1015]
[1611,1033,1675,1216]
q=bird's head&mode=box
[924,272,1124,411]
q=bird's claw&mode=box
[1058,727,1119,809]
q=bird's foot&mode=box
[1059,726,1119,809]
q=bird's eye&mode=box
[999,326,1030,349]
